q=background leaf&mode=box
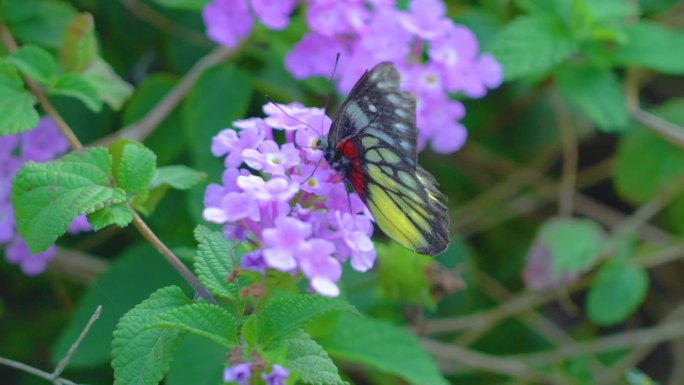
[587,260,649,326]
[6,44,56,84]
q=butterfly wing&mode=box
[330,62,450,256]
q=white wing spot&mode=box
[386,93,403,105]
[368,103,377,113]
[393,122,410,132]
[376,81,393,90]
[346,101,369,130]
[395,108,409,118]
[366,128,396,146]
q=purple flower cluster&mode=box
[202,0,503,154]
[223,362,289,385]
[204,103,375,296]
[1,117,90,275]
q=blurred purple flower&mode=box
[202,0,253,48]
[262,364,289,385]
[262,216,312,271]
[251,0,298,29]
[1,116,90,276]
[223,362,252,384]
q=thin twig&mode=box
[130,210,217,304]
[0,357,79,385]
[52,306,102,378]
[421,339,570,384]
[552,91,578,217]
[633,107,684,150]
[119,0,212,47]
[93,46,233,146]
[518,318,684,366]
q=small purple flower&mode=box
[223,362,252,384]
[285,33,346,79]
[243,141,300,175]
[332,212,376,272]
[237,175,299,204]
[297,238,341,296]
[0,201,15,243]
[202,0,254,48]
[262,216,312,271]
[212,122,265,168]
[261,364,289,385]
[67,214,92,234]
[241,249,267,273]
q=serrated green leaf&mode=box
[487,15,577,80]
[11,147,127,253]
[193,225,240,300]
[83,58,134,110]
[587,260,648,326]
[614,99,684,203]
[321,313,448,385]
[150,165,206,190]
[150,303,237,347]
[584,0,639,23]
[242,315,258,347]
[2,0,76,49]
[151,0,210,11]
[112,286,191,385]
[557,66,629,131]
[87,203,133,230]
[259,295,356,346]
[6,45,56,84]
[0,61,24,89]
[0,83,39,135]
[166,334,226,385]
[612,21,684,75]
[47,73,102,112]
[117,144,157,194]
[277,330,346,385]
[51,245,186,368]
[538,218,605,274]
[61,13,98,72]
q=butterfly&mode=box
[319,62,450,256]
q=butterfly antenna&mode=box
[320,53,341,134]
[265,95,322,140]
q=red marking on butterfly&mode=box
[336,138,365,196]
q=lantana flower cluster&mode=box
[0,117,91,275]
[202,0,503,154]
[203,103,375,296]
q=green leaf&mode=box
[166,335,226,385]
[259,295,356,346]
[149,303,237,347]
[0,61,39,135]
[87,203,134,230]
[193,225,240,300]
[51,245,186,368]
[278,330,347,385]
[584,0,639,23]
[614,99,684,203]
[376,242,435,308]
[150,165,206,190]
[538,218,606,274]
[47,73,102,112]
[6,44,56,84]
[151,0,210,11]
[321,313,449,385]
[1,0,76,49]
[112,286,191,385]
[557,67,629,131]
[11,147,127,253]
[61,13,98,72]
[487,15,577,80]
[83,58,134,110]
[612,21,684,75]
[116,143,157,195]
[587,260,648,326]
